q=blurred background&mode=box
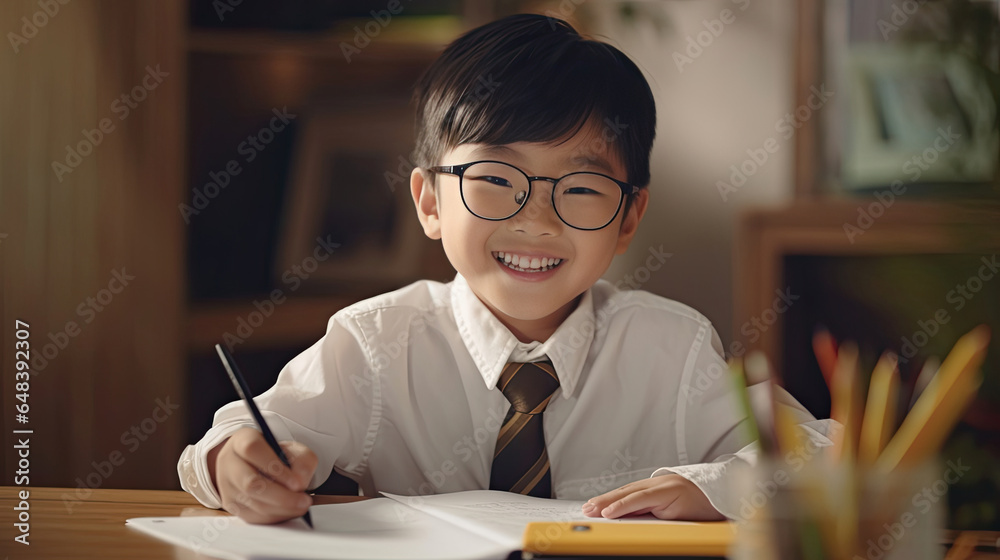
[1,0,999,530]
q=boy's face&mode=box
[411,123,649,342]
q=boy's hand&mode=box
[209,427,317,524]
[581,474,725,521]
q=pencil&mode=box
[858,351,899,465]
[907,356,940,411]
[727,358,762,448]
[215,344,314,528]
[876,325,990,472]
[812,328,838,387]
[829,342,861,463]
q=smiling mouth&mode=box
[494,251,564,273]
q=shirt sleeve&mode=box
[177,313,378,509]
[652,321,837,520]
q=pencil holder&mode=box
[728,458,943,560]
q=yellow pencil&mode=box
[908,356,940,411]
[877,325,990,472]
[858,351,899,465]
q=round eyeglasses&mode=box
[429,160,639,231]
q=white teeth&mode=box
[495,252,563,272]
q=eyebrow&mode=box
[568,154,616,175]
[471,145,618,175]
[473,145,517,159]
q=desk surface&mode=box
[0,486,362,559]
[2,487,998,560]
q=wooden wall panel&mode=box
[1,0,186,489]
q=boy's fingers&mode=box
[651,496,689,520]
[229,430,302,491]
[221,458,311,522]
[280,440,318,490]
[219,460,276,517]
[602,487,678,519]
[582,478,653,516]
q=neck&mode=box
[480,295,582,343]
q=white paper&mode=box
[127,489,672,559]
[381,490,592,548]
[127,497,511,560]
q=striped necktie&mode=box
[489,360,560,498]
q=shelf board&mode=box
[735,197,1000,363]
[186,27,451,59]
[188,294,366,352]
[741,198,1000,248]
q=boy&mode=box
[178,13,831,524]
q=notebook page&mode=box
[381,490,598,547]
[127,497,511,560]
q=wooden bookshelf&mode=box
[186,28,452,59]
[179,9,461,462]
[188,295,367,352]
[736,198,1000,363]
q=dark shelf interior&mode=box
[189,0,462,31]
[783,252,1000,530]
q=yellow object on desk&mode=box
[521,520,736,557]
[858,351,899,465]
[877,325,990,472]
[729,324,992,560]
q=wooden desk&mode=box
[0,486,362,559]
[2,487,998,559]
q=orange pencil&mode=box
[829,342,861,463]
[812,328,839,387]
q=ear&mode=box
[411,168,442,240]
[615,188,649,255]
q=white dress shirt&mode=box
[178,274,832,518]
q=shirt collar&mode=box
[451,273,595,399]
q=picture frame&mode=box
[275,97,428,292]
[799,0,1000,195]
[840,45,997,190]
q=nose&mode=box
[507,179,562,236]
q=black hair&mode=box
[412,14,656,188]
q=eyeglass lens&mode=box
[460,162,624,229]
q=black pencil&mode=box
[215,343,314,529]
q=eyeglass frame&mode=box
[428,160,640,231]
